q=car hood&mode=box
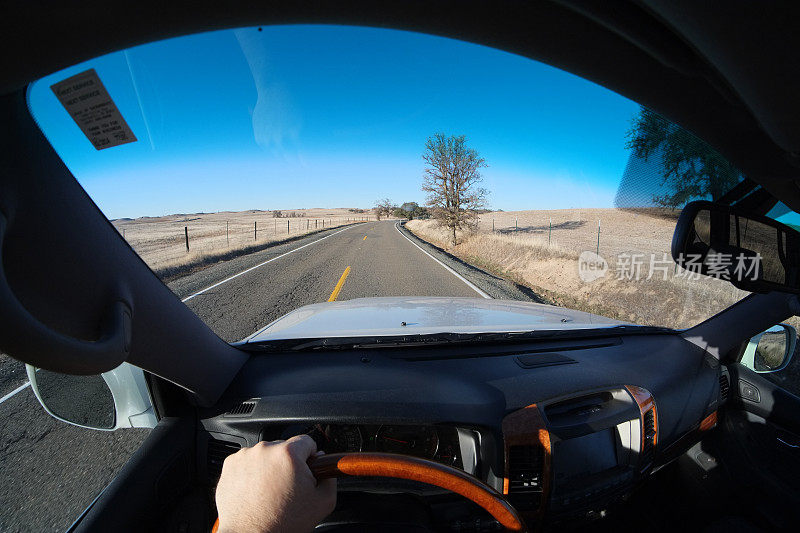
[243,297,625,343]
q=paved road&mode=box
[0,220,539,532]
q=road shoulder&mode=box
[395,221,547,303]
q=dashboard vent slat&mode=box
[507,445,543,511]
[719,372,730,403]
[225,400,257,417]
[207,438,241,481]
[641,408,656,470]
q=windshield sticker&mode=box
[50,69,137,150]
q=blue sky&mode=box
[28,25,640,219]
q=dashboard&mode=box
[199,332,723,528]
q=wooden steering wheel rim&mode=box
[312,452,526,531]
[212,452,527,532]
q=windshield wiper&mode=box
[242,324,676,353]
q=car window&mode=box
[25,25,776,342]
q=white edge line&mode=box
[181,224,358,303]
[0,381,31,405]
[0,225,361,406]
[395,222,491,299]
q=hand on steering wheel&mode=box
[213,437,526,532]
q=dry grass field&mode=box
[476,208,677,263]
[408,208,751,329]
[112,208,375,280]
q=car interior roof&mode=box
[4,0,800,213]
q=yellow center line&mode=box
[328,266,351,302]
[363,235,367,240]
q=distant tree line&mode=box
[271,210,307,218]
[270,208,371,218]
[373,199,431,221]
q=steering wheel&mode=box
[212,452,527,532]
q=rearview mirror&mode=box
[741,324,797,373]
[26,363,158,431]
[672,201,800,293]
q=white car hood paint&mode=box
[244,297,624,342]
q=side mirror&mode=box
[671,200,800,293]
[26,362,158,431]
[741,324,797,373]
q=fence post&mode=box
[515,217,517,230]
[184,226,189,252]
[596,220,601,255]
[492,219,495,232]
[287,219,290,234]
[548,217,552,245]
[226,220,229,246]
[254,221,257,240]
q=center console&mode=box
[503,386,658,523]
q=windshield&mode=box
[26,25,786,342]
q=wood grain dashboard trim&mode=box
[625,385,658,451]
[699,410,718,431]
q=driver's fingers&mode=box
[316,477,337,512]
[317,477,336,493]
[285,434,318,461]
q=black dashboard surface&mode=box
[200,332,718,457]
[197,332,721,527]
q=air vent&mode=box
[719,372,730,403]
[225,400,257,417]
[507,445,543,511]
[641,408,656,470]
[207,438,241,481]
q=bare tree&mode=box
[422,133,488,245]
[374,198,396,221]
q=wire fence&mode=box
[113,214,372,273]
[476,208,674,262]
